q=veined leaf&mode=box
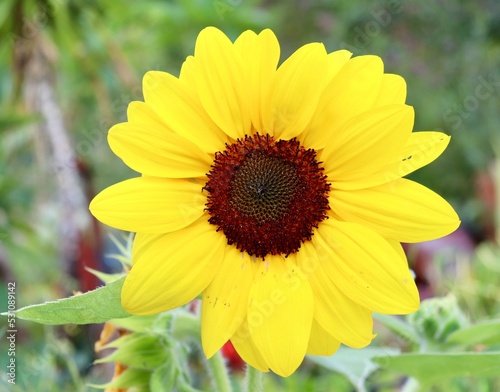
[447,319,500,346]
[4,277,130,324]
[373,313,420,344]
[373,352,500,385]
[308,345,400,388]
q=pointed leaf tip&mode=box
[6,276,131,325]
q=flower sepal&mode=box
[93,307,235,392]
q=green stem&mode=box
[207,351,233,392]
[171,311,201,342]
[244,365,263,392]
[171,311,232,392]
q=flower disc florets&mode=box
[204,133,330,258]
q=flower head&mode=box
[90,27,460,377]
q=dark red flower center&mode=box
[204,133,330,259]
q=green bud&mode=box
[95,333,169,369]
[407,294,468,344]
[98,368,151,389]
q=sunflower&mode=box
[90,27,460,377]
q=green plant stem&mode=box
[244,365,263,392]
[207,351,233,392]
[171,311,201,342]
[171,311,232,392]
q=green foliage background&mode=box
[1,0,500,391]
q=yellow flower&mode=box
[90,27,460,377]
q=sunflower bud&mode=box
[407,294,468,345]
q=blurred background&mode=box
[0,0,499,390]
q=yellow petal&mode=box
[315,219,420,314]
[301,56,383,150]
[194,27,251,139]
[201,247,257,358]
[179,55,197,90]
[375,74,407,106]
[231,319,270,372]
[306,319,341,356]
[122,217,226,314]
[310,273,375,348]
[233,30,258,57]
[380,131,451,183]
[299,50,352,150]
[325,50,353,83]
[331,178,460,242]
[248,258,313,377]
[322,105,414,185]
[89,177,205,233]
[263,43,329,140]
[234,29,280,133]
[296,241,375,348]
[388,239,407,261]
[142,70,226,153]
[127,101,161,126]
[331,131,451,190]
[326,55,384,117]
[108,122,212,178]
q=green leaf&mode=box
[372,352,500,385]
[110,314,159,333]
[373,313,420,344]
[100,331,151,350]
[170,311,201,342]
[96,334,168,369]
[308,345,400,388]
[85,267,124,284]
[447,319,500,346]
[89,368,150,389]
[4,277,131,324]
[150,362,178,392]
